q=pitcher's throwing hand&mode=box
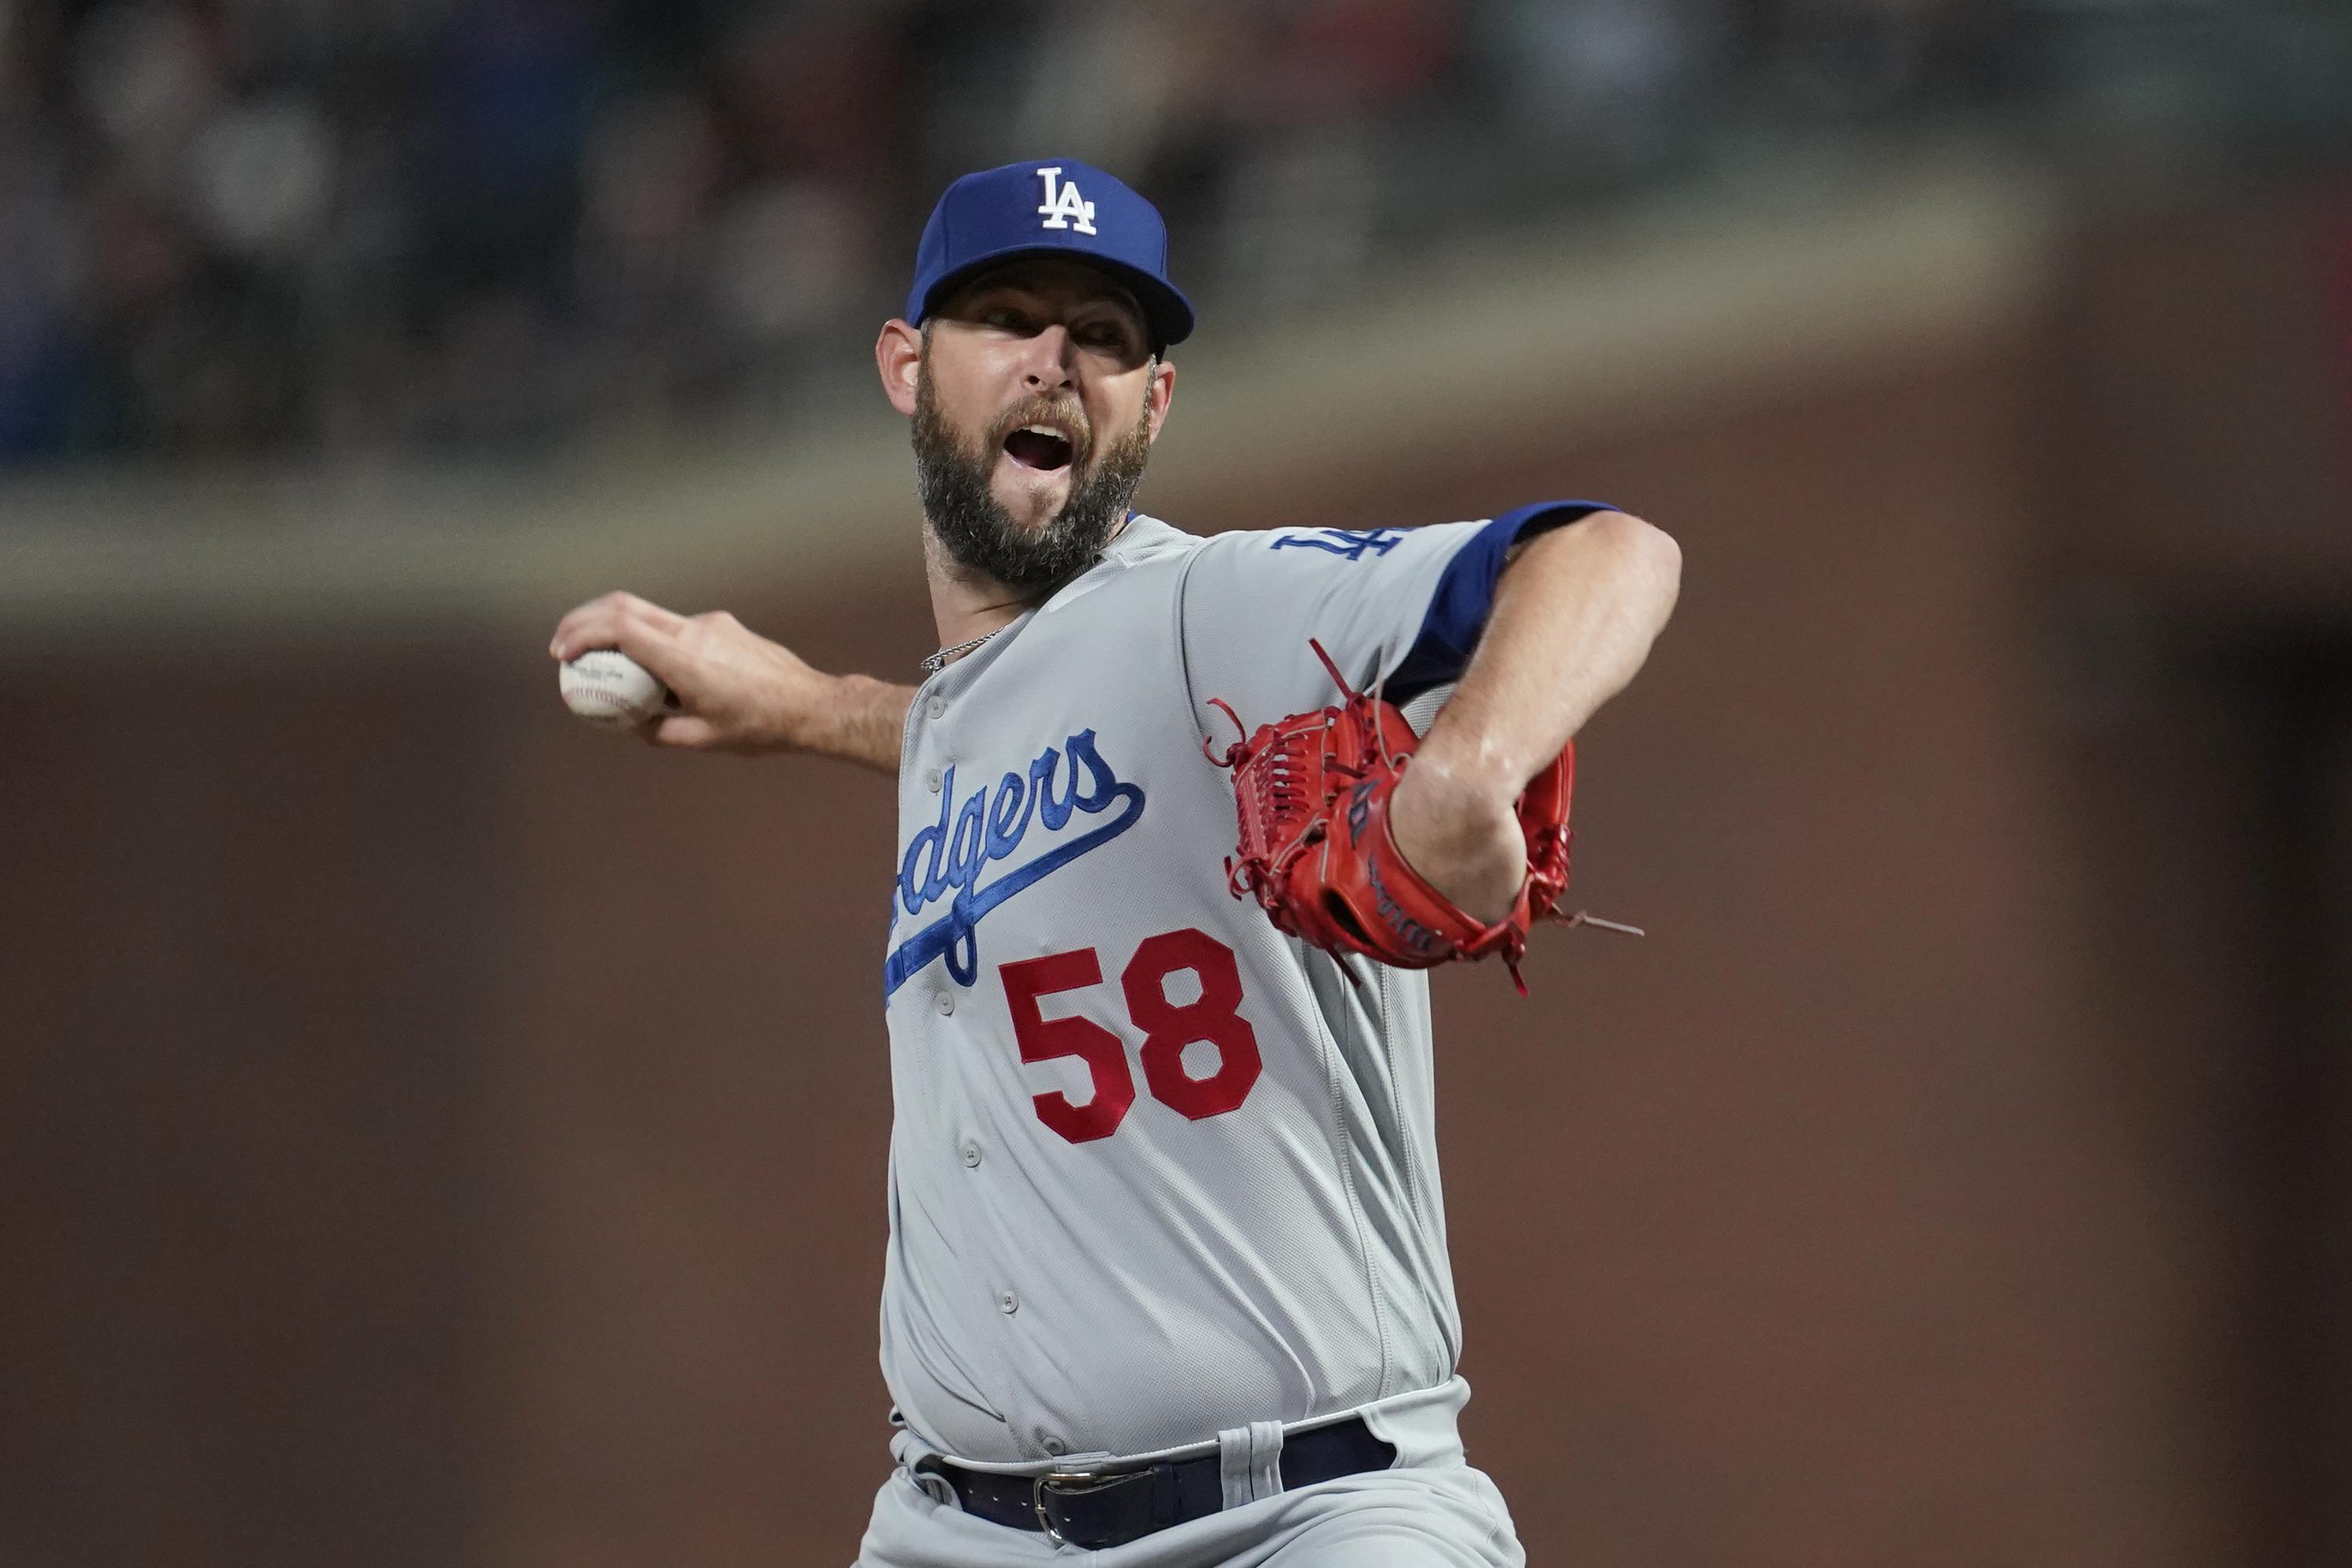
[550,590,907,764]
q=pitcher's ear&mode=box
[877,319,924,416]
[1145,356,1176,441]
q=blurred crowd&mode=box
[0,0,2339,464]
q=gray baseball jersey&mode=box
[880,503,1603,1466]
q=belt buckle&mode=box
[1032,1465,1124,1548]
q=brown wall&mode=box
[3,656,505,1564]
[5,188,2349,1568]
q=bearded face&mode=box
[911,336,1156,596]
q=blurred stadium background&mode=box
[4,2,2351,1565]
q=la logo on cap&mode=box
[1035,166,1096,235]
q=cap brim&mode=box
[917,244,1195,349]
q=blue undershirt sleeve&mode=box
[1384,501,1614,704]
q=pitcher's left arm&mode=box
[1387,510,1682,922]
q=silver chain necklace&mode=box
[920,626,1006,673]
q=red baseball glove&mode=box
[1206,641,1634,993]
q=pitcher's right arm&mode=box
[551,591,914,775]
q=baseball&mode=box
[559,649,670,727]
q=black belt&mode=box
[916,1416,1396,1550]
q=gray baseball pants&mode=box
[854,1378,1523,1567]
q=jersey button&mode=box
[998,1290,1019,1315]
[1041,1436,1068,1457]
[934,990,955,1016]
[924,766,942,794]
[927,696,947,720]
[960,1140,982,1168]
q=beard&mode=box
[911,364,1154,597]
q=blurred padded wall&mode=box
[5,178,2352,1568]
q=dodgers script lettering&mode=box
[885,729,1145,996]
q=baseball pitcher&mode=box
[551,159,1681,1565]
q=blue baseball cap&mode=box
[904,158,1196,349]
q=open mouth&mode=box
[1002,423,1076,473]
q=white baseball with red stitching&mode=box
[559,649,668,727]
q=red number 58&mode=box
[998,927,1264,1144]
